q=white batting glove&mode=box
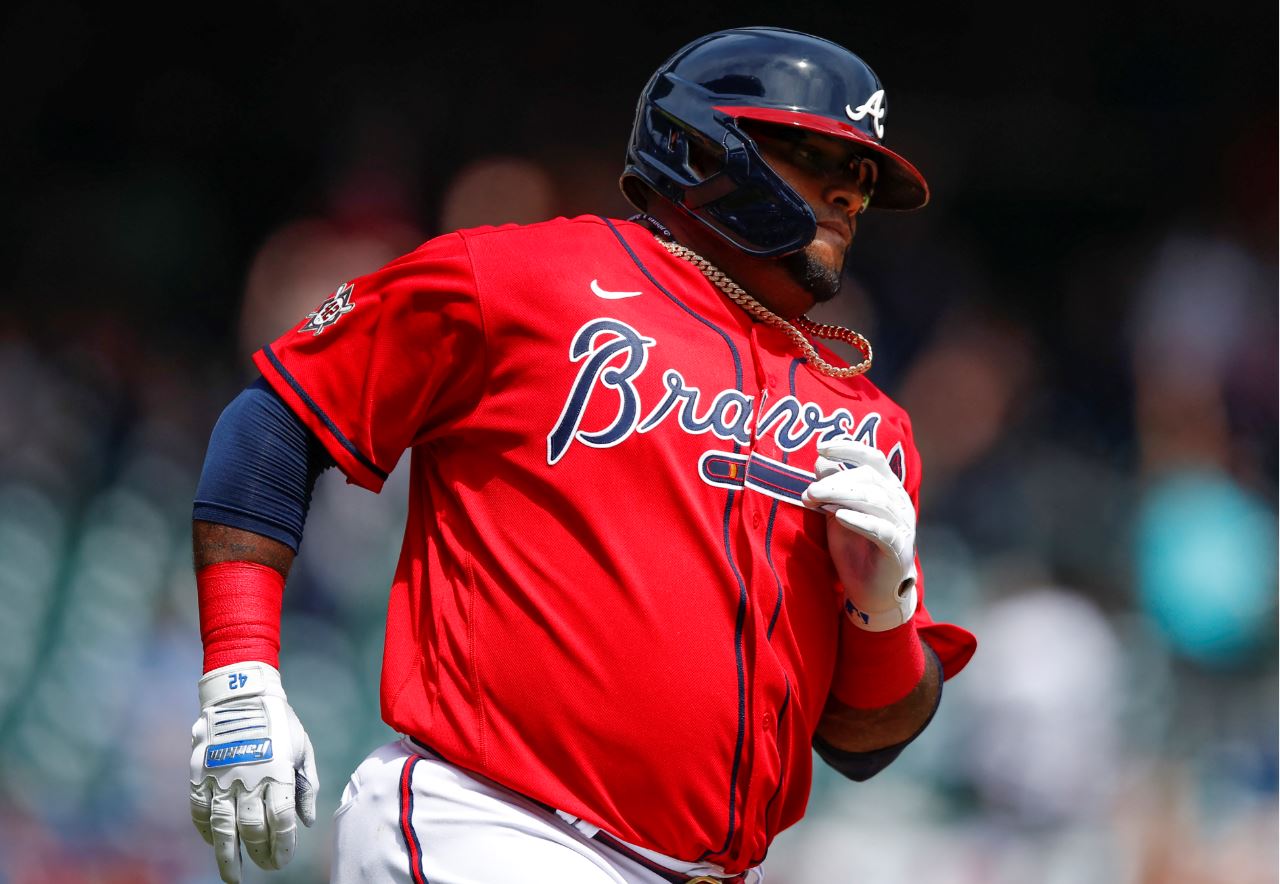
[190,662,319,883]
[802,436,919,631]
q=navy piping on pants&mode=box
[398,755,429,884]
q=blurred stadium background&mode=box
[0,4,1275,882]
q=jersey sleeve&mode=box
[252,232,484,492]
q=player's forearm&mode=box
[814,642,941,752]
[192,521,294,673]
[193,520,295,576]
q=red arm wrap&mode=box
[197,561,285,673]
[829,616,927,709]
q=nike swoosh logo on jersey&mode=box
[590,279,642,299]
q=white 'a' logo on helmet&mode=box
[845,89,886,139]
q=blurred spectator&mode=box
[1127,227,1277,667]
[1135,470,1276,667]
[960,587,1123,827]
[438,156,557,231]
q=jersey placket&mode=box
[720,322,802,864]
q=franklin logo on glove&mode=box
[206,739,274,767]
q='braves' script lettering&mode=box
[548,318,889,469]
[547,319,657,465]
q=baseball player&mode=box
[189,27,976,884]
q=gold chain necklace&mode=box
[655,236,873,379]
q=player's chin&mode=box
[783,244,845,303]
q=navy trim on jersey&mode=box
[715,511,750,863]
[261,344,389,481]
[766,358,804,639]
[764,498,784,641]
[751,678,791,866]
[603,219,745,392]
[602,218,749,862]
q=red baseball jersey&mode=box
[255,215,976,873]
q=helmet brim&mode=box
[715,106,930,211]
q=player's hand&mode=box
[190,662,319,883]
[802,435,918,632]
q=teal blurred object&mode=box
[1135,470,1278,666]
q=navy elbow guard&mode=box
[193,377,335,551]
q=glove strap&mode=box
[199,661,284,706]
[197,560,285,672]
[847,570,918,632]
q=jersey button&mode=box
[752,513,762,529]
[762,712,774,727]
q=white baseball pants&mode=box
[330,738,764,884]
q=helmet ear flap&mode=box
[620,175,649,209]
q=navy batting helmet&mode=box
[621,27,929,257]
